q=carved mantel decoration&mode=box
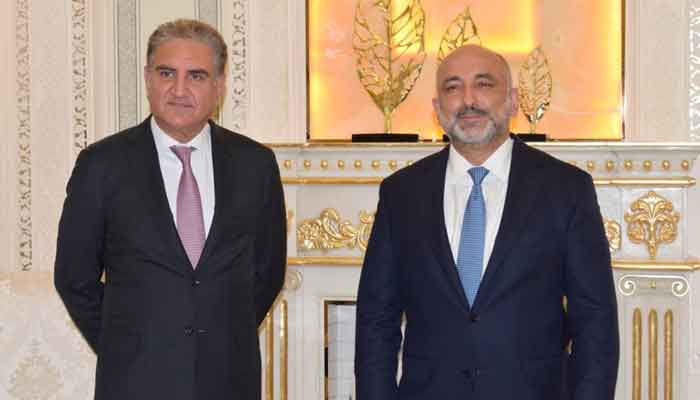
[296,209,375,253]
[604,219,622,254]
[624,191,681,259]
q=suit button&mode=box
[197,328,208,335]
[184,326,194,336]
[193,279,201,287]
[470,313,480,322]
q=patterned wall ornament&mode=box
[284,269,303,291]
[230,0,249,131]
[618,274,690,298]
[9,341,63,399]
[297,209,375,253]
[604,218,621,253]
[16,0,32,271]
[690,3,700,141]
[624,191,680,259]
[71,0,89,153]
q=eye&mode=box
[444,85,459,94]
[190,72,208,81]
[158,69,174,79]
[476,80,495,88]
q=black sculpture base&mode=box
[515,133,547,142]
[351,133,420,143]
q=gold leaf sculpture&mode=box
[604,218,621,254]
[624,191,680,259]
[297,209,375,252]
[353,0,426,133]
[518,46,553,133]
[437,6,481,63]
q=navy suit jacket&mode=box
[355,137,619,400]
[55,117,286,400]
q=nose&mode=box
[462,87,476,108]
[173,74,188,97]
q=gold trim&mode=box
[287,257,363,266]
[285,257,700,270]
[286,210,294,237]
[643,160,653,171]
[633,308,642,400]
[281,176,696,186]
[268,141,700,148]
[612,260,700,271]
[586,160,596,172]
[283,177,382,185]
[265,312,274,400]
[649,309,658,400]
[662,160,671,171]
[606,160,616,171]
[594,177,695,187]
[664,310,673,400]
[681,160,690,171]
[280,300,288,400]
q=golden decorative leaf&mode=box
[518,46,553,133]
[297,208,375,253]
[623,191,680,259]
[436,6,481,63]
[353,0,427,133]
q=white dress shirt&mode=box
[151,118,215,237]
[444,137,513,275]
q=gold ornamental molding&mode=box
[297,209,375,253]
[624,191,681,259]
[282,176,696,186]
[612,260,700,271]
[283,177,383,185]
[287,257,363,266]
[604,219,621,254]
[285,257,700,271]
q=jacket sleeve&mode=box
[54,147,107,353]
[254,151,287,326]
[355,182,403,400]
[564,174,620,399]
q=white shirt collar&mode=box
[446,136,513,184]
[151,118,211,154]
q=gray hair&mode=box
[146,19,227,76]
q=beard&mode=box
[437,101,512,145]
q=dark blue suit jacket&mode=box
[355,137,619,400]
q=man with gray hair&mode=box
[55,19,286,400]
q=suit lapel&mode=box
[126,118,192,275]
[197,122,234,269]
[472,137,546,310]
[424,147,471,313]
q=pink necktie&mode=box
[171,146,205,268]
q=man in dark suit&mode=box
[54,19,286,400]
[355,45,619,399]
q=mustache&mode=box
[456,106,488,118]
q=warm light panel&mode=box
[308,0,623,140]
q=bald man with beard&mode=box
[355,45,619,400]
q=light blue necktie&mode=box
[456,167,489,307]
